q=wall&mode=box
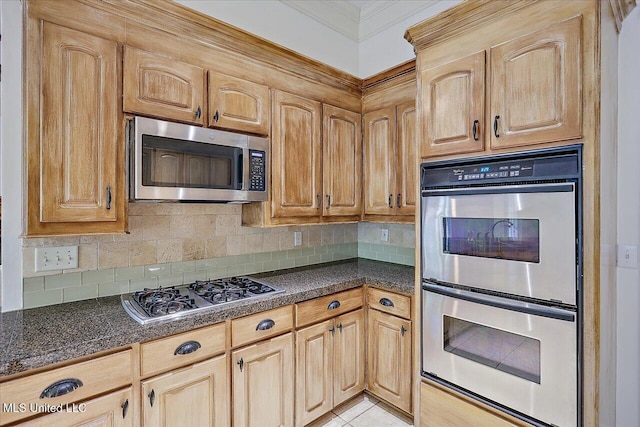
[0,0,23,311]
[616,7,640,427]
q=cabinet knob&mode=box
[326,194,331,209]
[329,325,335,336]
[337,323,343,333]
[195,106,202,119]
[213,110,220,122]
[237,358,244,372]
[148,389,155,407]
[493,115,500,138]
[401,325,407,337]
[396,194,401,208]
[106,185,112,210]
[388,194,393,208]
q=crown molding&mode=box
[609,0,637,32]
[282,0,360,41]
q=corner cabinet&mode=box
[24,19,126,236]
[123,47,206,126]
[363,101,417,219]
[244,91,362,226]
[418,15,583,158]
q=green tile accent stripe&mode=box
[358,243,415,266]
[22,242,358,309]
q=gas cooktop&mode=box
[121,276,284,325]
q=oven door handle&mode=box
[421,183,574,198]
[422,280,575,322]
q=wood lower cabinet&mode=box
[420,380,528,427]
[25,19,125,236]
[367,308,412,414]
[232,332,294,427]
[363,102,417,219]
[295,309,365,426]
[123,47,205,125]
[141,355,229,427]
[20,387,134,427]
[208,71,270,135]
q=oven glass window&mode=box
[442,218,540,263]
[142,135,242,189]
[443,315,541,383]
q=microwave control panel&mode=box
[249,150,266,192]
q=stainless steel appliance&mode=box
[420,145,582,427]
[121,276,284,325]
[129,116,268,202]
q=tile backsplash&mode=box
[21,203,415,308]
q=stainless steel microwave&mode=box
[128,116,268,202]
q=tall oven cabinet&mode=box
[405,1,621,426]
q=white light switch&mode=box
[618,245,638,269]
[294,231,302,247]
[381,228,389,242]
[35,246,79,272]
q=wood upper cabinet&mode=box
[25,20,125,236]
[419,16,582,158]
[490,16,582,149]
[124,47,205,125]
[142,355,228,427]
[271,90,323,218]
[420,51,485,157]
[364,107,396,216]
[295,309,365,426]
[363,104,416,218]
[232,332,294,427]
[20,388,134,427]
[322,105,362,217]
[367,308,412,414]
[208,71,270,135]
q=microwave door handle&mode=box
[422,280,575,322]
[242,148,250,191]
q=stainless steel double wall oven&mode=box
[420,145,582,427]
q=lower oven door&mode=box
[422,282,577,427]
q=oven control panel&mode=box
[421,148,581,188]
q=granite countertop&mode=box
[0,259,414,378]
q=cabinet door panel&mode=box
[208,71,270,135]
[490,16,582,149]
[420,51,485,157]
[233,333,294,427]
[20,388,133,427]
[323,105,362,217]
[40,22,119,224]
[271,91,322,218]
[142,355,229,427]
[124,47,205,125]
[367,310,412,413]
[333,309,365,406]
[364,107,396,215]
[295,320,334,427]
[396,102,417,216]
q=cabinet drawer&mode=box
[296,288,364,328]
[367,287,411,320]
[140,322,225,378]
[0,350,132,426]
[231,305,293,348]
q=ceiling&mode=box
[281,0,445,42]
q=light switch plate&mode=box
[381,228,389,242]
[35,246,79,272]
[294,231,302,247]
[618,245,638,268]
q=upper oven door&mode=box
[422,182,577,305]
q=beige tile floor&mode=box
[307,394,414,427]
